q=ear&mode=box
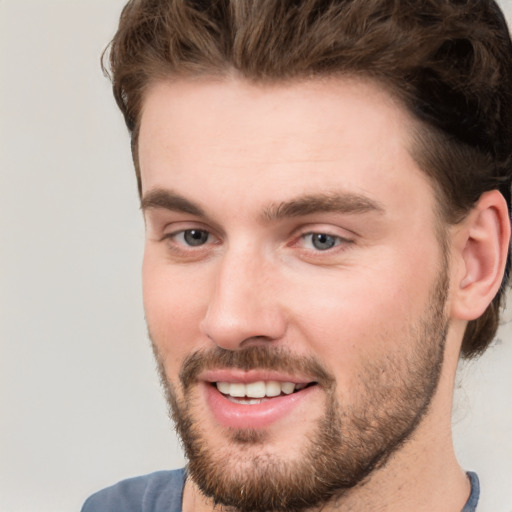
[450,190,511,321]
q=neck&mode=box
[320,402,470,512]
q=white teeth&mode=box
[265,381,281,397]
[216,380,306,399]
[245,381,266,398]
[229,383,246,397]
[281,382,295,395]
[216,381,231,394]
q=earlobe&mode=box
[451,190,510,321]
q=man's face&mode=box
[139,77,451,511]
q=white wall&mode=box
[0,1,511,511]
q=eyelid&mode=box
[158,222,222,256]
[291,223,355,241]
[160,220,216,240]
[302,232,342,244]
[163,228,218,244]
[143,209,221,238]
[300,232,352,249]
[288,225,356,256]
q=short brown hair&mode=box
[103,0,512,358]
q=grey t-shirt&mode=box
[81,468,480,511]
[81,469,186,512]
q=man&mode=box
[82,1,512,511]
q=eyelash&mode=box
[162,229,218,255]
[298,232,349,252]
[162,227,353,257]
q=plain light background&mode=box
[1,1,511,511]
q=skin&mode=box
[138,76,509,511]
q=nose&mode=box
[199,248,287,350]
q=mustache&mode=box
[178,345,334,390]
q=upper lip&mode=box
[199,369,316,385]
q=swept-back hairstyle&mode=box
[103,0,512,358]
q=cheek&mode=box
[142,252,209,363]
[284,252,438,380]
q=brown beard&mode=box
[152,268,449,512]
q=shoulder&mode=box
[81,468,186,512]
[462,472,480,512]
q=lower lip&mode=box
[203,383,318,429]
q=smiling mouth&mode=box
[214,380,316,404]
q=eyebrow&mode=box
[141,189,206,217]
[140,188,384,221]
[261,192,384,221]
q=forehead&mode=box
[138,76,434,219]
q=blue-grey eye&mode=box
[310,233,338,250]
[183,229,209,246]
